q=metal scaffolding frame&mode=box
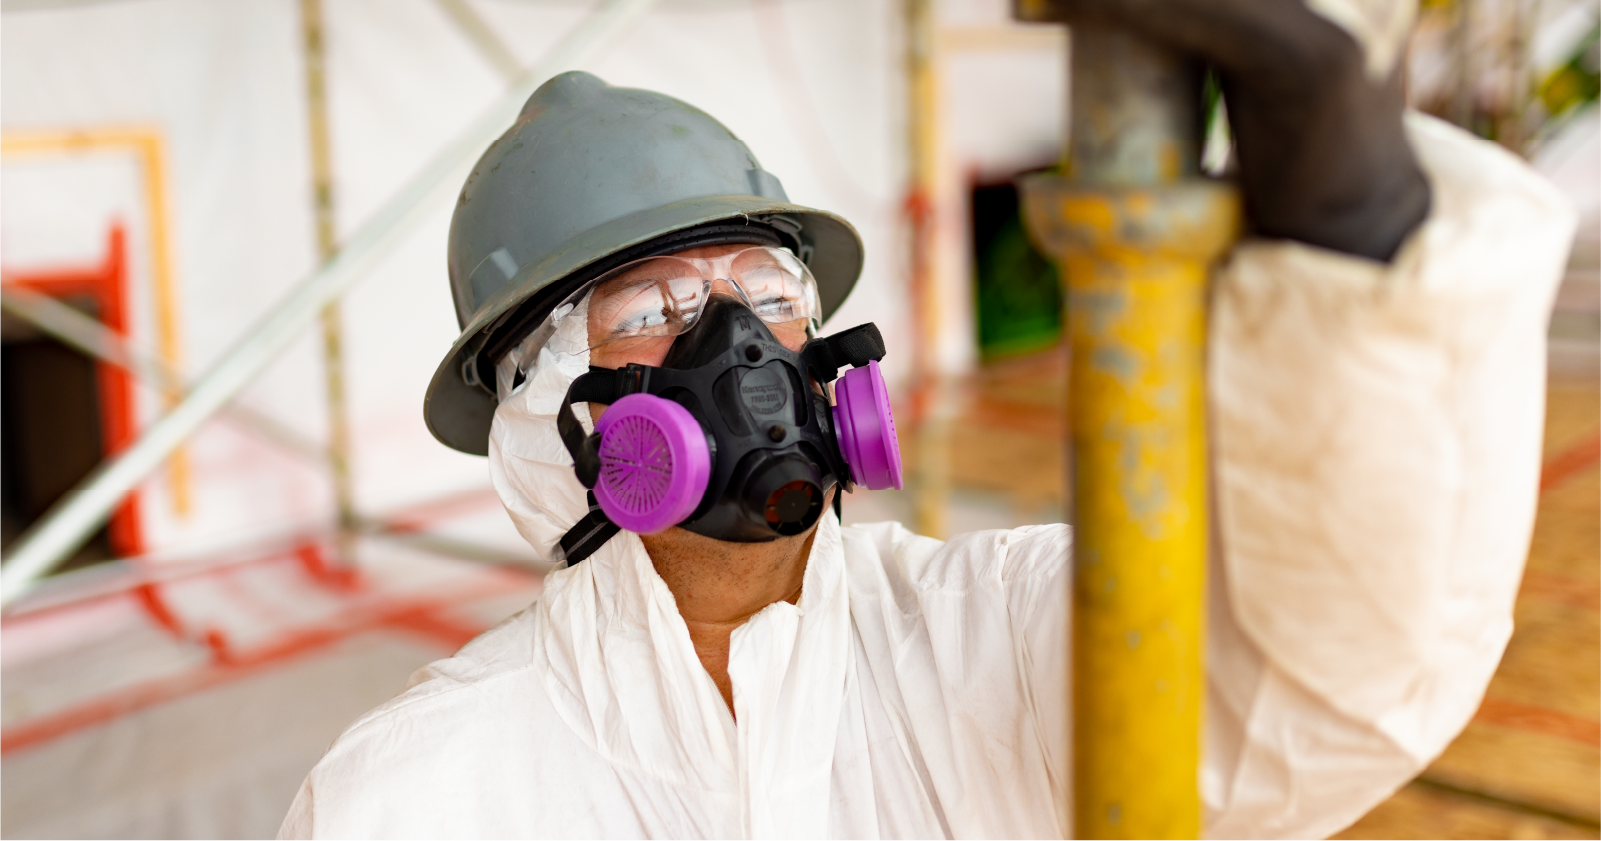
[0,285,327,462]
[300,0,360,563]
[0,0,660,606]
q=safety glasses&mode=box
[546,246,822,351]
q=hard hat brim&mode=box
[424,194,864,456]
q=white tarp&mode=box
[1,0,1065,562]
[1,538,544,839]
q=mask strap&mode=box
[554,366,653,565]
[555,491,621,567]
[556,365,653,487]
[800,322,887,384]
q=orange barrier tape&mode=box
[1540,429,1601,492]
[1474,696,1601,747]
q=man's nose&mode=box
[705,278,743,302]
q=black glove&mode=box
[1026,0,1432,262]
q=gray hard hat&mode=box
[424,71,865,455]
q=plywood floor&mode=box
[932,348,1600,839]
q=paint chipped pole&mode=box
[1014,6,1240,838]
[0,0,661,607]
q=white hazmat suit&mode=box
[281,11,1577,821]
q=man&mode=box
[281,0,1576,837]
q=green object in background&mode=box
[1540,24,1600,117]
[973,182,1061,361]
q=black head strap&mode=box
[553,366,655,566]
[556,366,653,488]
[557,491,621,567]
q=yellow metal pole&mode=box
[1015,16,1240,838]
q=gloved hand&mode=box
[1027,0,1432,262]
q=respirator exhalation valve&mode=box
[744,455,826,536]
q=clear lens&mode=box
[586,259,707,347]
[730,248,819,327]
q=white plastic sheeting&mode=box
[1,0,1065,564]
[1,537,543,839]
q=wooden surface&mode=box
[941,346,1069,511]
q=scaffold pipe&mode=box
[0,286,326,462]
[1019,23,1240,839]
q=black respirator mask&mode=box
[554,295,901,564]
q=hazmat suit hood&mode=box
[486,295,607,564]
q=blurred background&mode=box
[0,0,1595,837]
